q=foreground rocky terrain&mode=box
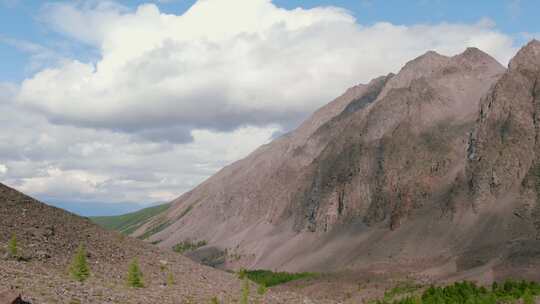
[0,183,316,303]
[134,40,540,283]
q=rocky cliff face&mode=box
[290,47,504,232]
[139,41,540,280]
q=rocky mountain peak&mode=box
[454,47,505,70]
[401,50,450,73]
[509,39,540,74]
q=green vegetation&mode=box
[179,204,193,219]
[167,271,175,286]
[69,244,91,282]
[240,269,317,287]
[240,277,250,304]
[173,240,208,254]
[126,258,144,288]
[138,219,173,240]
[255,284,268,304]
[384,281,422,301]
[8,233,18,257]
[375,280,540,304]
[257,284,267,295]
[210,297,220,304]
[90,203,170,235]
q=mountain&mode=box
[90,203,171,235]
[135,40,540,282]
[0,183,312,303]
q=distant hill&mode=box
[46,200,155,217]
[90,203,171,235]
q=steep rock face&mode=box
[425,40,540,280]
[138,44,540,278]
[291,47,504,233]
[466,40,540,210]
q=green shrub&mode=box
[172,240,208,254]
[210,297,219,304]
[240,278,250,304]
[167,271,175,286]
[237,268,247,279]
[257,284,267,295]
[384,281,422,301]
[69,244,90,282]
[524,290,534,304]
[127,258,144,288]
[242,269,316,287]
[8,233,18,257]
[376,280,540,304]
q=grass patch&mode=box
[240,269,317,287]
[137,204,195,240]
[375,280,540,304]
[138,219,172,240]
[384,281,422,301]
[90,203,170,235]
[173,240,208,254]
[179,204,193,219]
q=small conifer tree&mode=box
[240,277,250,304]
[8,233,18,258]
[257,284,267,296]
[127,258,144,288]
[256,284,267,304]
[69,244,90,282]
[524,289,534,304]
[167,271,175,286]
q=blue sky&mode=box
[0,0,538,82]
[0,0,538,216]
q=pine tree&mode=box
[523,289,534,304]
[167,271,175,286]
[8,233,17,258]
[257,284,267,296]
[240,277,250,304]
[256,284,267,304]
[69,244,90,282]
[127,258,144,288]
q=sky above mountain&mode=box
[0,0,538,214]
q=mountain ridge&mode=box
[129,41,540,282]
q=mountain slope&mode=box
[0,183,314,303]
[139,41,540,282]
[90,203,170,235]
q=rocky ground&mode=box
[0,183,317,304]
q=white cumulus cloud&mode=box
[17,0,516,143]
[0,164,7,175]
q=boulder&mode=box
[0,290,31,304]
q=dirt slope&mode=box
[0,183,316,303]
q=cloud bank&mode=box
[19,0,516,141]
